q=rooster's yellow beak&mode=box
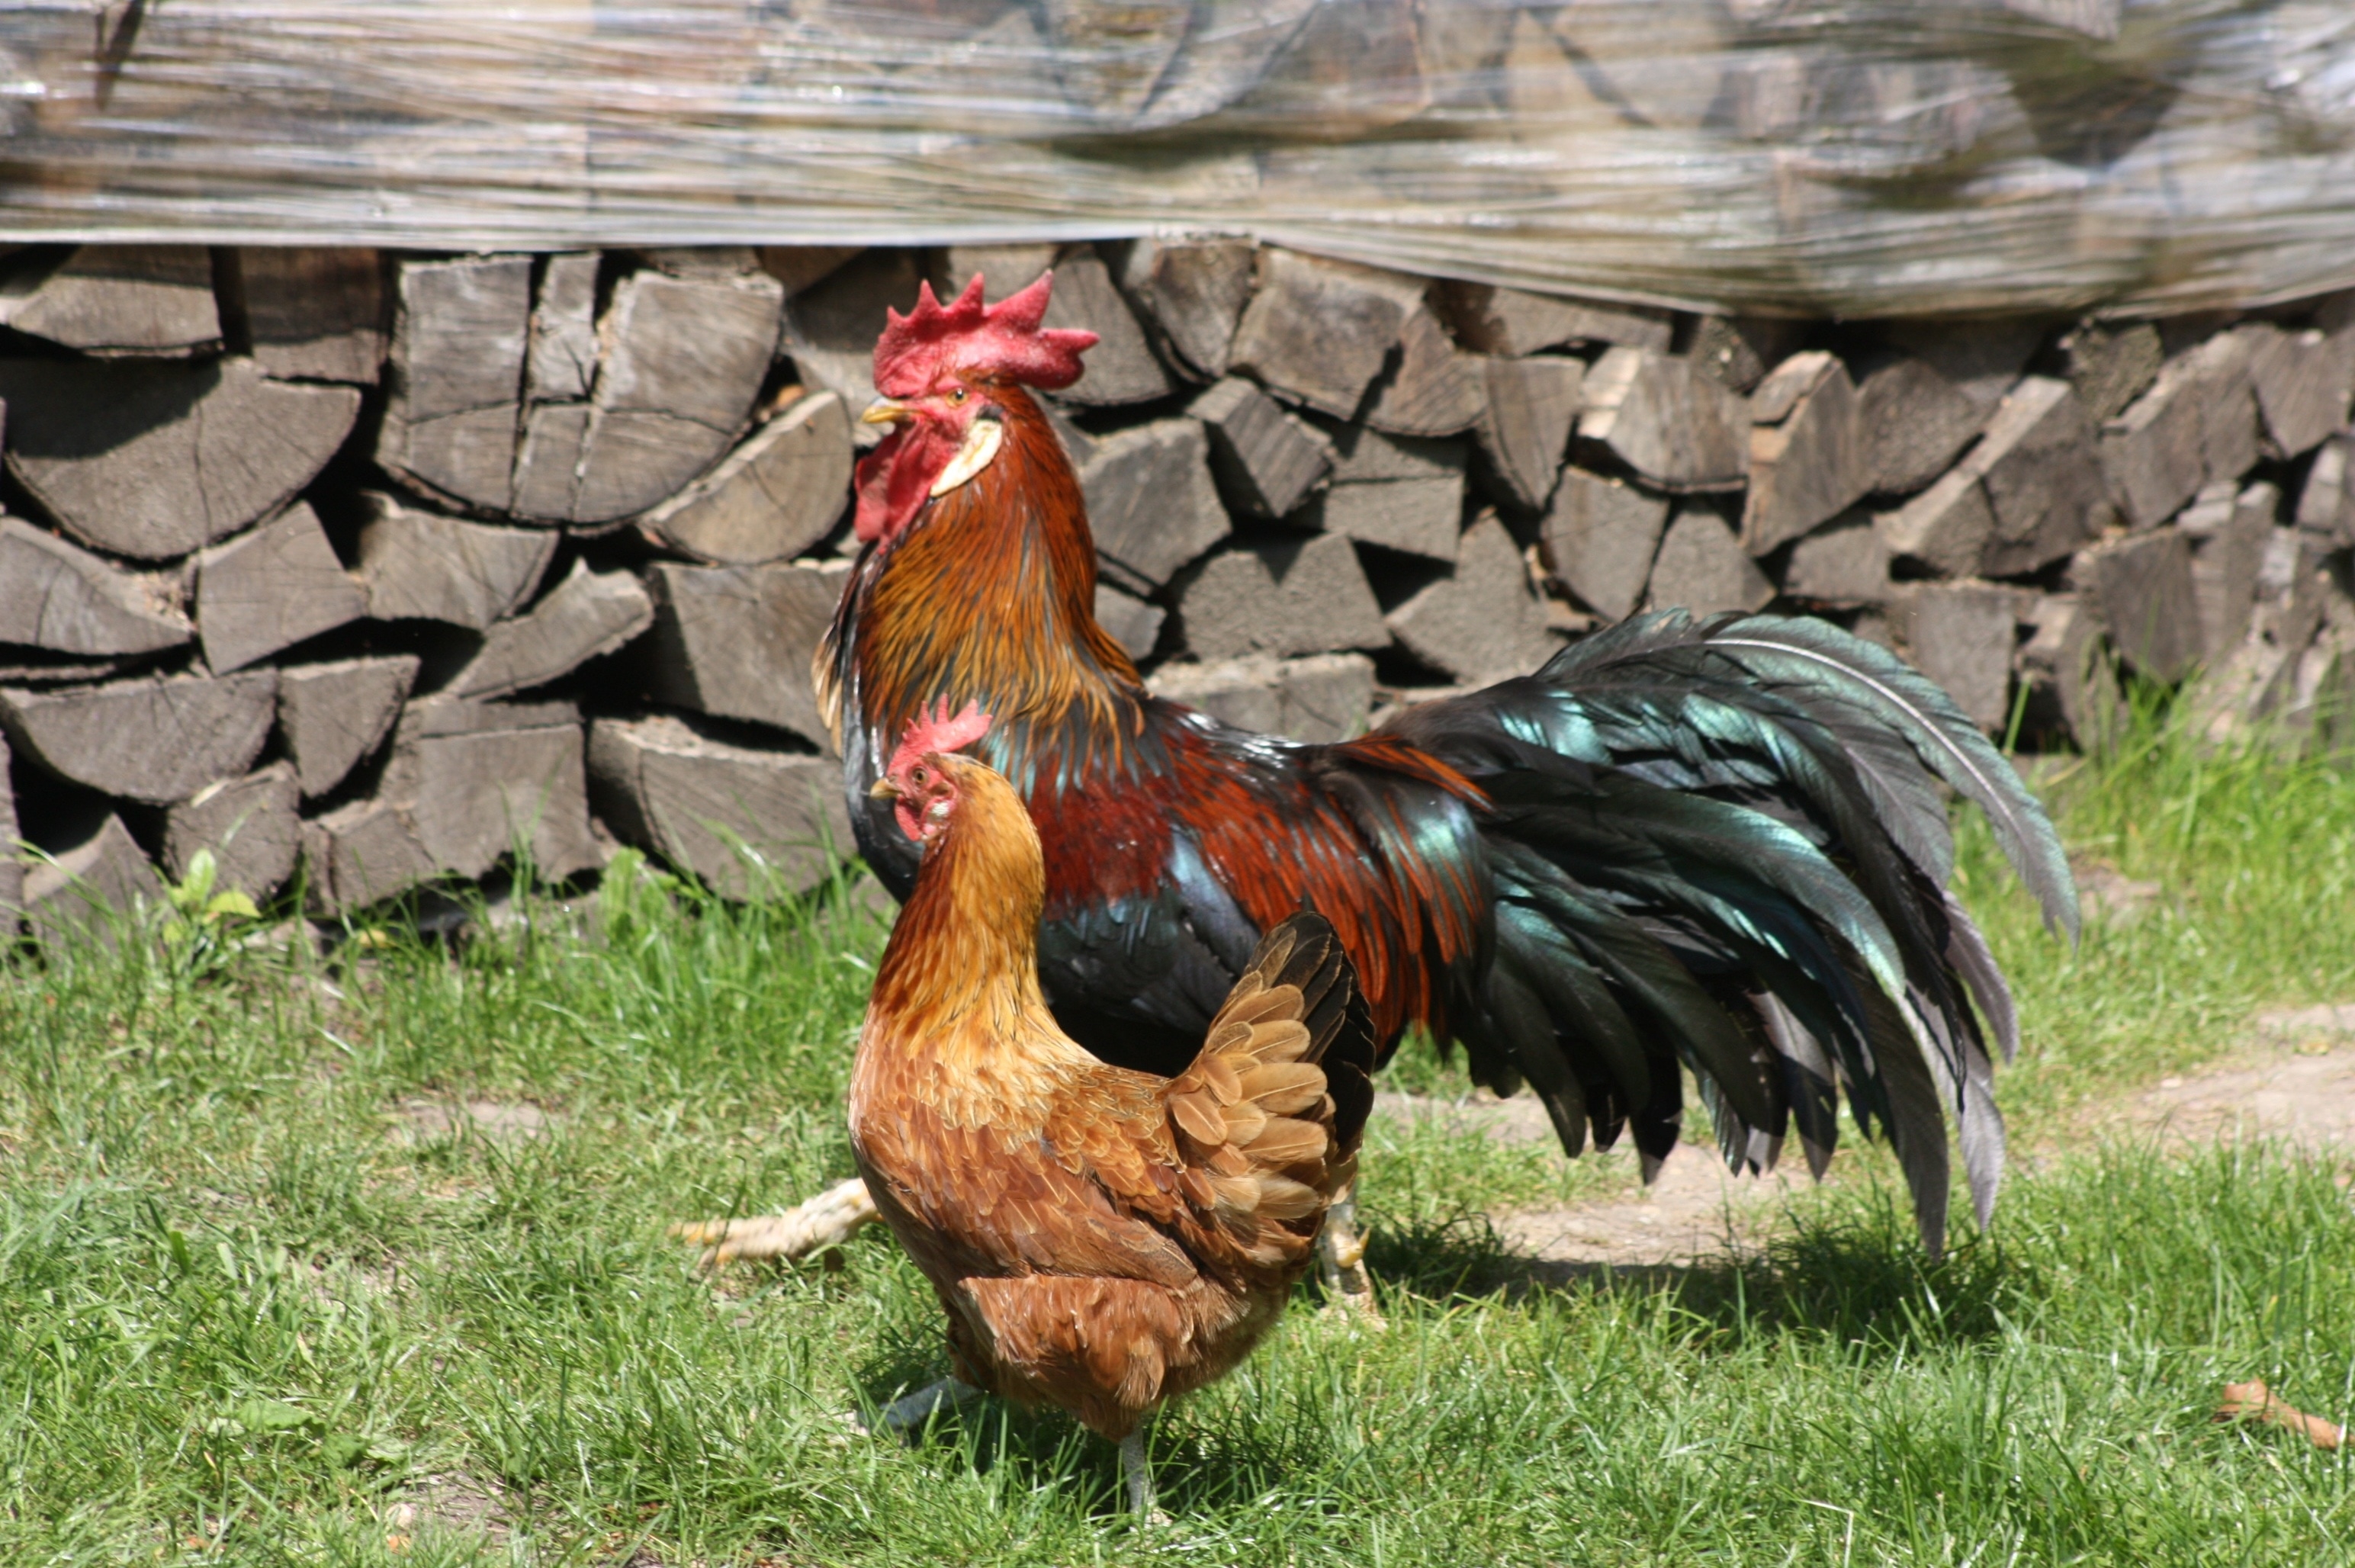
[862,400,911,426]
[869,777,901,800]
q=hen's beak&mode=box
[869,777,901,800]
[862,400,911,426]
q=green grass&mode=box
[3,718,2353,1565]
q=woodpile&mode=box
[2,239,2352,943]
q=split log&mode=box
[0,244,217,354]
[1540,467,1670,622]
[1176,532,1390,661]
[379,698,602,885]
[1190,377,1332,519]
[448,561,655,700]
[1781,514,1890,605]
[2081,530,2202,683]
[644,560,844,746]
[375,255,535,512]
[2244,320,2355,459]
[1579,348,1749,490]
[1645,506,1774,615]
[0,516,191,657]
[1309,479,1464,562]
[2017,594,2123,750]
[0,735,13,927]
[193,502,368,673]
[1743,350,1868,554]
[929,244,1059,304]
[301,797,439,915]
[1971,375,2110,577]
[1227,249,1418,418]
[757,246,863,297]
[634,249,764,281]
[2059,319,2161,424]
[0,669,278,805]
[1040,252,1173,407]
[1875,468,1994,580]
[2177,480,2272,660]
[1435,281,1672,356]
[587,714,853,900]
[1385,514,1557,683]
[2175,329,2261,487]
[162,762,301,900]
[1891,582,2021,731]
[1110,237,1255,381]
[276,655,421,799]
[1094,583,1167,662]
[2097,358,2206,529]
[1475,355,1583,512]
[223,247,385,384]
[0,357,361,561]
[20,813,162,950]
[782,249,930,429]
[356,491,555,631]
[2296,434,2353,548]
[1857,320,2037,494]
[1078,418,1231,594]
[1689,316,1805,394]
[1364,306,1486,438]
[638,390,851,565]
[1324,424,1464,484]
[525,252,600,403]
[1146,652,1376,744]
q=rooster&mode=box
[679,271,2074,1286]
[850,700,1374,1514]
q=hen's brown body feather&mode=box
[848,754,1374,1441]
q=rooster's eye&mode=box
[948,387,968,405]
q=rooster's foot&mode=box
[670,1176,880,1268]
[1317,1192,1385,1328]
[859,1377,986,1442]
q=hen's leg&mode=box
[1119,1424,1158,1518]
[863,1377,986,1440]
[1317,1181,1381,1322]
[671,1176,879,1268]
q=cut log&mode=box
[781,249,930,428]
[2244,320,2355,459]
[223,247,385,384]
[1474,355,1583,512]
[162,762,301,900]
[0,670,278,805]
[1743,351,1868,554]
[1435,281,1672,356]
[1146,652,1376,743]
[1310,478,1465,562]
[0,734,14,929]
[1781,514,1890,605]
[2098,359,2206,529]
[1688,316,1805,394]
[644,560,844,746]
[1078,418,1230,594]
[448,561,655,700]
[1363,306,1487,438]
[375,255,535,513]
[1891,581,2021,731]
[301,798,438,915]
[548,268,785,522]
[631,247,765,281]
[20,813,162,950]
[193,502,368,673]
[587,714,853,900]
[1541,467,1670,622]
[1040,252,1173,407]
[1644,506,1774,615]
[525,252,600,404]
[1094,582,1167,662]
[1189,377,1333,519]
[2059,319,2161,424]
[1860,319,2038,494]
[276,655,420,799]
[380,698,602,884]
[638,390,852,565]
[2081,530,2202,683]
[1323,424,1465,485]
[2176,329,2260,486]
[0,357,361,562]
[1110,237,1255,381]
[0,516,191,657]
[0,244,217,354]
[928,244,1059,304]
[1875,468,1995,580]
[757,245,863,297]
[2017,594,2122,750]
[2177,480,2272,660]
[2296,434,2352,547]
[356,491,556,630]
[1227,249,1417,418]
[1578,347,1749,490]
[1971,375,2109,577]
[1385,515,1557,683]
[1175,533,1390,661]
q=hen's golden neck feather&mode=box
[868,757,1051,1031]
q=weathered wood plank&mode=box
[1041,252,1173,407]
[1094,583,1167,663]
[2082,529,2203,683]
[1436,281,1672,355]
[524,252,600,403]
[1146,652,1376,744]
[1781,514,1890,604]
[21,812,163,949]
[1363,306,1487,438]
[1891,581,2022,731]
[1644,506,1773,614]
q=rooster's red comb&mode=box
[886,698,994,780]
[872,272,1097,397]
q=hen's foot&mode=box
[670,1176,879,1268]
[859,1377,987,1441]
[1317,1193,1384,1327]
[1118,1427,1167,1522]
[2218,1379,2347,1450]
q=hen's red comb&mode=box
[873,273,1097,397]
[886,698,994,780]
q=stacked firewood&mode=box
[1,240,2350,943]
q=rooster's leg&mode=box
[1119,1424,1159,1518]
[670,1176,879,1268]
[1318,1182,1382,1322]
[864,1377,986,1440]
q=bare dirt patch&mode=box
[397,1097,554,1142]
[2108,1004,2355,1150]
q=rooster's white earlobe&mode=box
[930,416,1004,498]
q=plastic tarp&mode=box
[4,0,2354,314]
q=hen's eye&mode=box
[910,765,929,786]
[948,387,968,405]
